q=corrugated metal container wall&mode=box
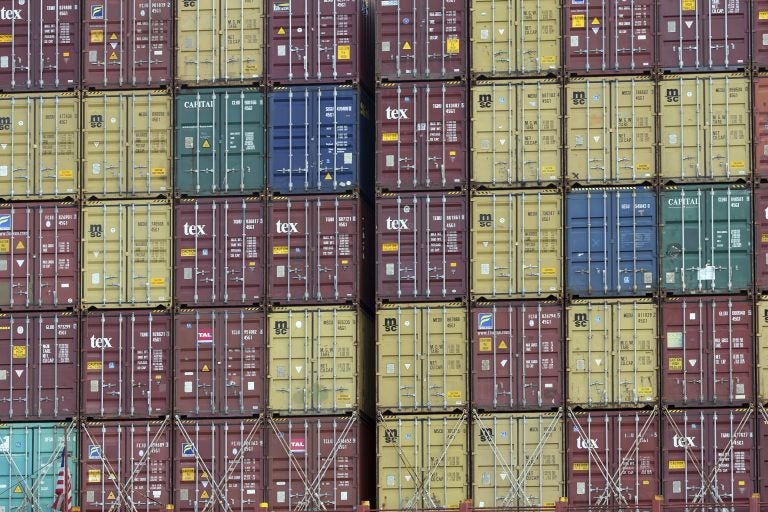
[83,91,172,199]
[376,82,467,191]
[377,192,467,302]
[759,405,768,499]
[472,411,563,508]
[661,296,753,407]
[175,308,265,418]
[175,88,265,196]
[0,203,79,309]
[175,198,265,307]
[81,310,171,419]
[471,190,562,300]
[80,420,171,511]
[470,302,563,411]
[660,185,752,294]
[567,299,658,408]
[471,80,561,188]
[755,77,768,182]
[659,75,750,183]
[377,413,467,509]
[0,1,80,92]
[565,78,655,185]
[0,93,80,200]
[566,188,657,297]
[0,312,77,420]
[756,298,768,404]
[567,409,659,509]
[375,0,465,82]
[81,200,172,308]
[755,2,768,68]
[176,0,263,85]
[754,188,768,290]
[376,303,467,413]
[82,0,172,88]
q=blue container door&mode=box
[567,190,610,295]
[615,189,657,294]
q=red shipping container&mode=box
[377,192,467,302]
[758,405,768,498]
[375,0,466,82]
[567,409,659,509]
[755,1,768,67]
[564,0,655,75]
[175,198,265,307]
[175,308,265,418]
[82,0,172,88]
[81,310,171,419]
[756,79,768,182]
[755,187,768,289]
[376,82,467,191]
[0,203,79,309]
[470,302,562,411]
[0,311,77,420]
[661,297,753,406]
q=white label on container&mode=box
[0,260,6,272]
[673,481,681,493]
[638,34,646,40]
[736,384,745,398]
[667,332,683,348]
[154,50,162,56]
[0,166,7,177]
[184,137,194,149]
[570,35,579,47]
[480,29,489,40]
[87,491,95,502]
[381,0,399,5]
[481,263,490,275]
[344,152,352,164]
[689,312,696,320]
[277,491,286,503]
[386,363,395,374]
[668,21,676,33]
[91,273,100,284]
[92,163,101,174]
[382,41,390,52]
[341,492,348,501]
[184,381,192,393]
[386,154,395,167]
[698,265,715,281]
[0,370,5,380]
[91,380,99,392]
[666,272,675,283]
[248,381,254,390]
[387,475,395,486]
[277,45,286,57]
[0,56,7,68]
[184,268,192,279]
[386,263,395,275]
[644,272,653,284]
[575,359,585,371]
[276,265,285,278]
[764,34,768,45]
[668,133,678,144]
[577,482,585,495]
[180,489,188,501]
[89,50,97,63]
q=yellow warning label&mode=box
[668,357,683,370]
[107,491,116,500]
[449,150,456,156]
[202,139,211,149]
[591,17,600,25]
[110,33,118,40]
[0,239,8,253]
[542,165,556,173]
[636,163,650,171]
[16,240,24,250]
[498,340,508,350]
[12,346,26,359]
[572,14,585,29]
[151,167,167,176]
[201,364,210,372]
[763,234,768,243]
[638,386,653,395]
[337,392,351,402]
[668,460,686,470]
[272,245,288,255]
[337,44,351,60]
[479,337,492,352]
[446,38,460,54]
[63,51,70,57]
[341,259,348,265]
[0,35,12,43]
[447,391,461,399]
[180,248,196,257]
[109,51,118,61]
[541,267,556,276]
[150,278,165,286]
[181,467,195,481]
[59,169,73,178]
[87,361,103,370]
[402,41,412,51]
[325,172,332,180]
[682,0,696,11]
[382,132,399,142]
[450,261,457,268]
[88,469,101,483]
[761,11,768,20]
[730,160,745,169]
[739,480,745,486]
[278,27,286,35]
[541,55,556,65]
[382,242,399,252]
[201,490,210,499]
[572,463,589,471]
[90,29,104,43]
[13,485,21,493]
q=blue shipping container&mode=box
[268,86,373,195]
[567,188,657,296]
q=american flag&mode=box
[51,450,71,512]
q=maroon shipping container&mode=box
[81,310,171,419]
[266,414,374,511]
[80,420,172,511]
[567,409,659,508]
[0,311,77,420]
[755,187,768,289]
[0,1,80,92]
[175,198,265,307]
[564,0,655,75]
[663,407,756,508]
[759,404,768,499]
[375,0,466,81]
[376,82,467,191]
[471,302,562,411]
[661,297,753,406]
[659,0,749,71]
[175,308,265,417]
[755,1,768,67]
[377,192,467,302]
[756,78,768,182]
[82,0,172,88]
[267,195,372,305]
[175,418,265,511]
[0,203,78,309]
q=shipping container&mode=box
[0,1,80,92]
[176,0,263,85]
[0,203,79,309]
[566,188,657,296]
[376,82,467,191]
[660,185,752,294]
[567,299,657,407]
[471,80,561,188]
[268,86,373,195]
[375,0,465,82]
[82,0,172,88]
[471,301,563,411]
[175,308,265,417]
[175,417,265,511]
[176,88,265,196]
[0,93,79,200]
[565,78,655,185]
[662,296,753,407]
[755,187,768,290]
[376,303,467,413]
[758,298,768,404]
[175,198,265,307]
[659,75,750,183]
[83,90,172,199]
[659,0,749,71]
[378,412,467,509]
[471,190,561,300]
[377,192,467,302]
[756,77,768,182]
[81,310,171,419]
[82,200,172,308]
[0,312,77,420]
[567,408,659,509]
[662,407,755,508]
[267,195,371,305]
[0,422,77,511]
[755,1,768,68]
[473,410,563,508]
[564,0,655,75]
[80,419,171,511]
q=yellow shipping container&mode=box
[757,298,768,404]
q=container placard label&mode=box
[290,438,306,453]
[682,0,695,10]
[668,357,683,370]
[668,460,686,469]
[337,45,351,60]
[446,38,460,54]
[572,15,585,28]
[181,467,195,481]
[197,328,213,344]
[11,346,25,359]
[382,243,399,252]
[479,337,492,352]
[88,469,101,483]
[760,11,768,20]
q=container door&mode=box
[176,90,219,195]
[222,0,264,81]
[36,314,78,419]
[126,202,172,305]
[568,302,612,406]
[315,88,358,193]
[0,2,34,91]
[222,199,265,304]
[0,96,34,199]
[377,195,421,300]
[221,89,265,194]
[82,0,128,87]
[376,0,419,80]
[0,315,31,419]
[613,301,657,405]
[519,304,563,408]
[83,94,126,197]
[423,305,467,410]
[268,89,312,193]
[81,422,125,510]
[315,308,358,413]
[36,94,79,198]
[220,310,264,415]
[83,204,125,306]
[708,77,750,179]
[268,199,312,302]
[268,309,312,413]
[423,194,467,299]
[175,421,218,511]
[663,299,709,405]
[614,79,655,181]
[377,306,420,411]
[220,420,265,508]
[175,200,218,305]
[517,192,561,297]
[130,1,173,87]
[314,198,359,301]
[422,415,468,508]
[129,92,172,195]
[567,80,609,183]
[660,78,706,181]
[615,189,656,294]
[128,422,172,509]
[175,310,219,415]
[176,0,218,83]
[711,299,753,404]
[567,191,611,294]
